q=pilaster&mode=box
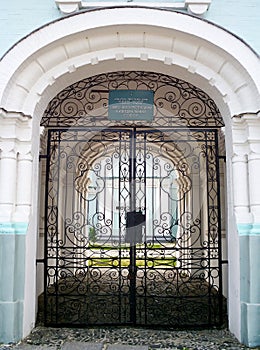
[0,108,32,222]
[13,150,33,221]
[0,108,33,344]
[248,152,260,223]
[231,154,251,224]
[232,111,260,347]
[0,149,17,221]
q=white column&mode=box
[232,154,251,223]
[248,152,260,222]
[13,150,33,221]
[0,110,33,344]
[0,147,17,221]
[0,110,33,223]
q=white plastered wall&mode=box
[0,7,259,342]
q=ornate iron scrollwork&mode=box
[41,71,224,328]
[41,71,224,128]
[43,127,224,327]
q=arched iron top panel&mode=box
[41,71,224,128]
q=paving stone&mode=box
[1,326,252,350]
[12,346,56,350]
[61,342,103,350]
[107,346,148,350]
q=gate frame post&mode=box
[0,109,34,343]
[232,112,260,348]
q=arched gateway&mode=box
[39,71,225,326]
[0,6,259,347]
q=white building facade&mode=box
[0,1,259,347]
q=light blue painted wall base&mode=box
[241,303,260,348]
[0,222,28,235]
[237,223,260,236]
[0,223,27,344]
[0,301,24,344]
[239,231,260,347]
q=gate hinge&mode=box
[36,258,45,264]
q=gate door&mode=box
[44,127,223,327]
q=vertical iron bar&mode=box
[205,130,213,326]
[129,128,137,324]
[116,131,122,323]
[215,129,223,326]
[152,139,155,243]
[103,132,107,237]
[143,131,148,325]
[44,129,52,325]
[55,130,61,324]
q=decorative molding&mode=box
[0,108,32,121]
[237,223,260,236]
[232,110,260,119]
[232,111,260,154]
[0,109,32,142]
[55,0,81,14]
[1,8,259,118]
[0,222,28,235]
[185,0,211,16]
[55,0,212,15]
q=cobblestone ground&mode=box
[1,326,259,350]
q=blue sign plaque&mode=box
[108,90,154,121]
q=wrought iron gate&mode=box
[43,126,223,327]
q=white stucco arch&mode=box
[0,6,260,346]
[0,7,259,120]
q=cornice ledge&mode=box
[0,108,32,121]
[232,110,260,121]
[55,0,211,16]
